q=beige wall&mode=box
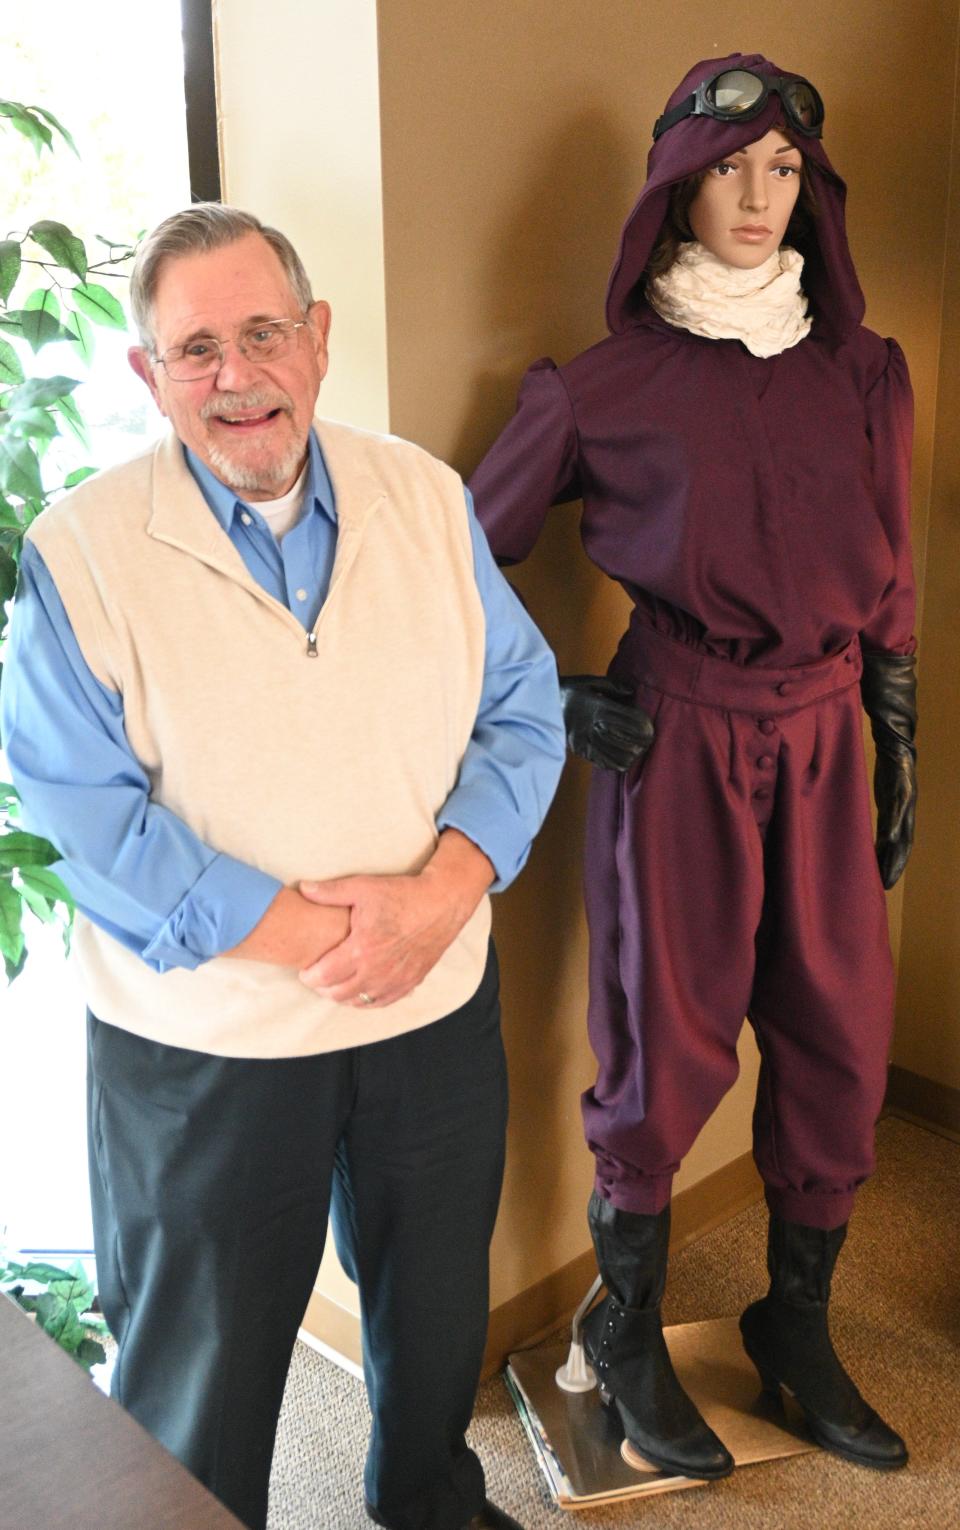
[894,32,960,1097]
[214,0,389,432]
[215,0,958,1339]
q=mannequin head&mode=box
[647,121,817,279]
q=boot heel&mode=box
[742,1341,781,1399]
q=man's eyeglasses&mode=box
[154,317,309,381]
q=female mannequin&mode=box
[470,53,916,1480]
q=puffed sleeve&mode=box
[859,338,917,656]
[468,357,581,565]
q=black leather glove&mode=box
[559,675,655,772]
[860,651,917,890]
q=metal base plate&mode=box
[506,1315,815,1507]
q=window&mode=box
[1,0,199,1260]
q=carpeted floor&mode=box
[266,1117,960,1529]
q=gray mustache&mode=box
[200,389,292,419]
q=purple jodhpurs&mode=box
[580,623,894,1231]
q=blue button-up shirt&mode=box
[2,431,565,971]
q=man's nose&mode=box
[213,340,263,391]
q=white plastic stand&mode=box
[554,1274,602,1393]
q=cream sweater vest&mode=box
[29,419,492,1056]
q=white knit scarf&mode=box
[647,241,812,357]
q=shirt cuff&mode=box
[141,855,283,971]
[437,792,532,894]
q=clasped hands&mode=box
[296,828,494,1009]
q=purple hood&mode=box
[606,52,865,345]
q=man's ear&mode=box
[128,346,166,415]
[307,300,332,382]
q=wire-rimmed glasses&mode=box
[154,318,310,381]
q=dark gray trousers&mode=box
[86,946,507,1530]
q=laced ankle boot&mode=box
[739,1215,907,1470]
[582,1192,734,1480]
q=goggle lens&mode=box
[707,70,765,115]
[783,79,819,128]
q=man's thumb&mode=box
[299,877,354,905]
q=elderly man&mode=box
[2,205,565,1530]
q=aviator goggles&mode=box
[653,69,824,142]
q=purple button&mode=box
[757,754,774,769]
[758,718,776,735]
[776,681,791,696]
[753,787,770,801]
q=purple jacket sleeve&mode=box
[468,358,581,564]
[860,339,917,656]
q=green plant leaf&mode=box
[9,375,80,409]
[0,875,25,966]
[10,1259,78,1285]
[18,863,73,912]
[53,391,88,448]
[16,498,44,531]
[63,465,96,488]
[0,829,60,866]
[0,546,17,602]
[0,101,53,157]
[23,286,60,321]
[0,241,21,305]
[6,406,58,444]
[0,434,43,500]
[30,105,79,158]
[72,281,125,329]
[75,1337,108,1371]
[65,308,95,364]
[0,499,23,531]
[15,876,58,924]
[0,339,25,386]
[9,306,74,354]
[29,221,87,281]
[0,780,20,810]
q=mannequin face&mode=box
[687,128,803,269]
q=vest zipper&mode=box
[306,631,318,658]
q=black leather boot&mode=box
[739,1216,908,1471]
[583,1193,734,1480]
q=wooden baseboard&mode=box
[885,1064,960,1142]
[300,1287,363,1372]
[299,1150,763,1381]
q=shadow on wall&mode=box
[457,107,639,1263]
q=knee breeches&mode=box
[581,629,893,1230]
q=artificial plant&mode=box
[0,97,135,981]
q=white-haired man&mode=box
[2,205,565,1530]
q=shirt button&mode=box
[758,718,776,735]
[844,652,855,664]
[757,754,774,769]
[753,787,771,801]
[241,512,253,525]
[776,681,791,696]
[295,588,308,602]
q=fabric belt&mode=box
[613,622,862,715]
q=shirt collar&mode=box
[184,427,337,531]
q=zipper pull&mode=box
[306,631,318,658]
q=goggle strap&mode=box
[653,93,697,141]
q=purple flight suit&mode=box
[469,53,916,1231]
